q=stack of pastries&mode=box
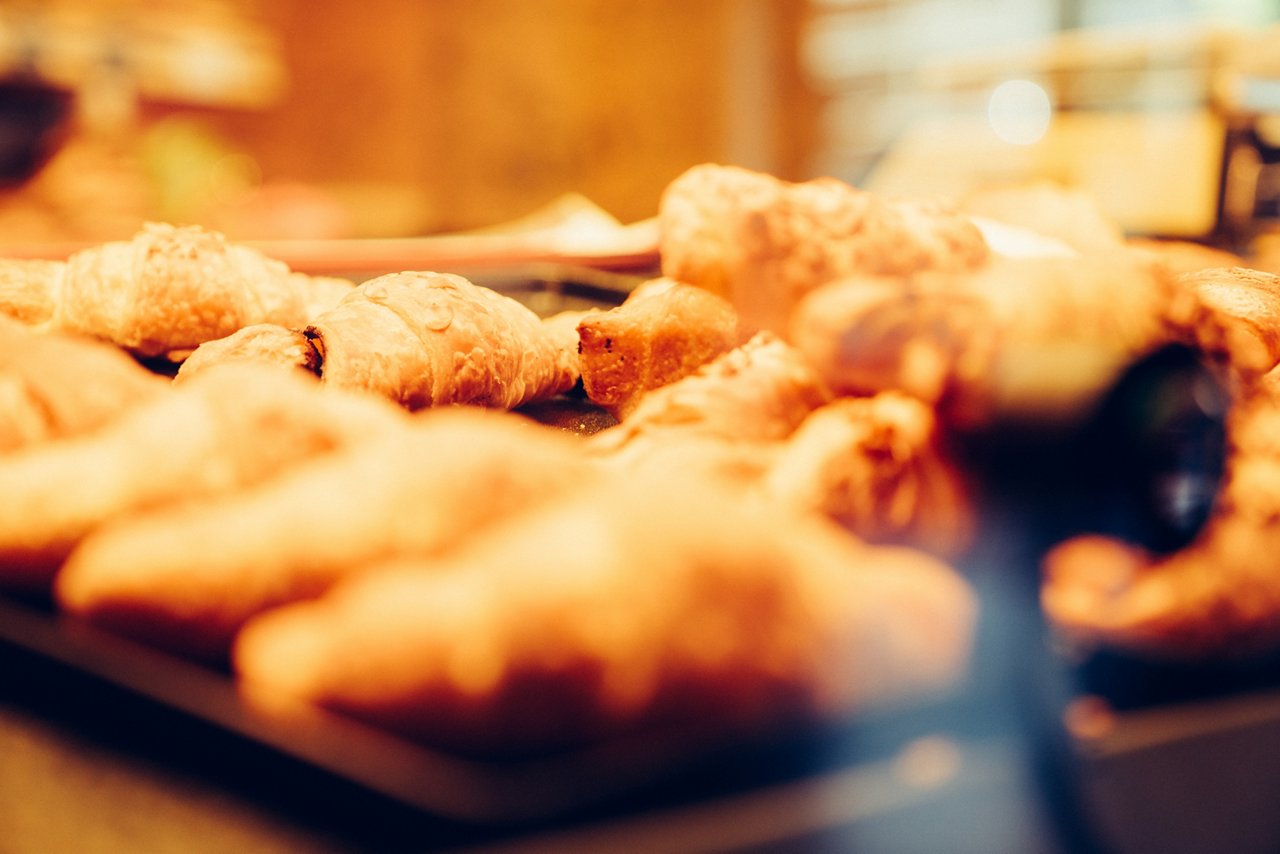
[0,162,1271,756]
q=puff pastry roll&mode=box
[56,408,593,662]
[0,314,166,453]
[0,363,407,592]
[233,467,976,754]
[0,223,314,358]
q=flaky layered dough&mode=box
[172,323,320,382]
[0,224,356,359]
[56,408,594,662]
[180,271,577,410]
[3,223,313,357]
[659,163,989,335]
[1176,266,1280,381]
[0,314,166,453]
[762,394,975,558]
[0,363,407,592]
[233,468,976,754]
[577,277,744,419]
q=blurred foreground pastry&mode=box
[789,251,1212,430]
[56,408,593,662]
[1042,377,1280,659]
[761,393,975,558]
[0,363,407,592]
[234,467,976,754]
[0,314,166,453]
[659,163,989,335]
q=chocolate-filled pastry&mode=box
[179,271,579,411]
[233,466,976,754]
[577,277,744,419]
[659,163,989,335]
[0,362,408,592]
[0,223,314,357]
[172,323,320,383]
[56,408,593,662]
[0,314,166,453]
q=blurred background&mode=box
[1,0,1279,254]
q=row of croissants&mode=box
[0,162,1275,753]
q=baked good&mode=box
[0,223,315,358]
[1041,375,1280,659]
[179,271,579,410]
[233,466,977,754]
[0,362,407,592]
[789,251,1211,430]
[576,277,744,419]
[172,323,319,383]
[658,163,989,335]
[587,332,830,482]
[1175,266,1280,381]
[0,314,166,453]
[56,407,593,662]
[761,393,975,558]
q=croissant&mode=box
[1042,377,1280,659]
[658,163,989,335]
[55,408,594,662]
[178,271,579,411]
[0,362,408,592]
[761,393,975,558]
[0,314,166,453]
[586,332,831,482]
[0,223,337,358]
[233,466,977,754]
[789,251,1211,430]
[1176,266,1280,381]
[576,277,744,419]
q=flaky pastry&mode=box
[576,277,744,419]
[233,467,976,754]
[659,163,989,335]
[0,362,407,592]
[56,408,593,662]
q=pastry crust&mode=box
[790,251,1210,430]
[577,277,743,419]
[0,258,63,327]
[233,467,976,753]
[0,363,407,592]
[307,271,578,409]
[56,223,308,357]
[1042,378,1280,659]
[0,314,166,453]
[659,163,989,335]
[586,332,830,485]
[55,408,593,662]
[762,393,975,558]
[173,323,320,384]
[1176,266,1280,381]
